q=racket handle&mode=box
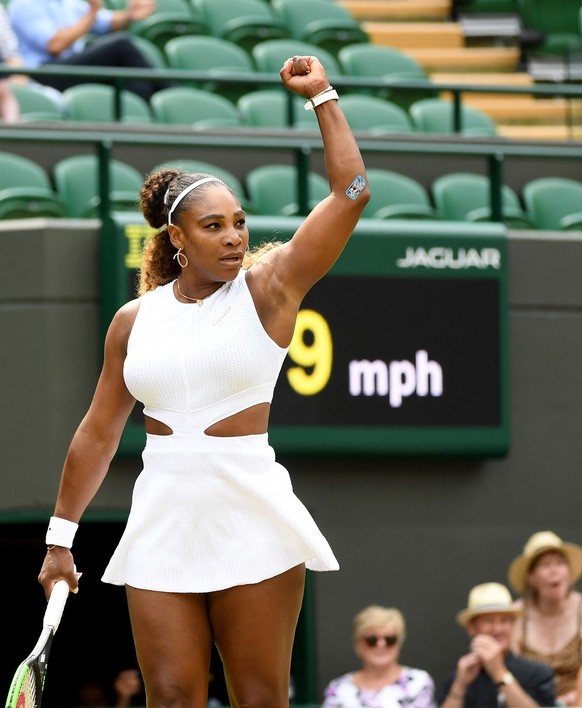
[43,579,70,633]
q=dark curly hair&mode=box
[137,169,238,295]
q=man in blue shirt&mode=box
[8,0,161,101]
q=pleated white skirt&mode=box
[102,431,339,592]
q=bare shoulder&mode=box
[244,245,301,346]
[106,297,141,349]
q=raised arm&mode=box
[278,55,369,292]
[45,0,100,55]
[38,300,139,596]
[247,55,369,346]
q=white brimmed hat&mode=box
[508,530,582,595]
[456,583,521,627]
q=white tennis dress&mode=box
[101,269,339,592]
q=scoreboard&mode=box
[101,214,509,457]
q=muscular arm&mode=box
[247,55,370,347]
[38,300,139,595]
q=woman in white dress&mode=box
[37,54,369,707]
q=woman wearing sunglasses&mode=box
[322,605,436,707]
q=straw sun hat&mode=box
[456,583,521,627]
[507,530,582,595]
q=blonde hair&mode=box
[243,240,282,268]
[352,605,406,643]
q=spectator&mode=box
[322,605,436,707]
[77,668,144,708]
[440,582,555,707]
[112,669,144,707]
[8,0,165,101]
[508,530,582,706]
[0,5,20,122]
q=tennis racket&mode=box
[5,580,71,708]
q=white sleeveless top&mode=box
[102,269,339,592]
[123,270,288,433]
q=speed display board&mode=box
[102,214,509,457]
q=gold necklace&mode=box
[176,277,203,305]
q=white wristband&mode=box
[46,516,78,549]
[304,86,339,111]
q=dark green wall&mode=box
[1,221,581,700]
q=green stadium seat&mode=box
[150,87,241,128]
[0,151,67,219]
[11,84,66,122]
[62,84,153,124]
[337,43,435,109]
[409,98,497,136]
[191,0,289,53]
[237,89,317,129]
[53,155,144,218]
[245,164,329,216]
[522,177,582,231]
[363,169,437,220]
[131,35,168,68]
[432,172,532,227]
[164,35,258,101]
[252,39,342,79]
[339,94,414,134]
[271,0,368,57]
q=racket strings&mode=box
[9,665,37,708]
[17,675,36,708]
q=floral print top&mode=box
[322,666,436,708]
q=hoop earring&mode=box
[173,247,189,268]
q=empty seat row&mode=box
[8,36,434,108]
[102,0,368,57]
[0,150,580,232]
[11,82,497,137]
[247,167,533,227]
[9,38,464,128]
[163,36,433,108]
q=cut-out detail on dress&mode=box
[204,402,270,437]
[145,415,174,436]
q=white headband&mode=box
[166,177,225,225]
